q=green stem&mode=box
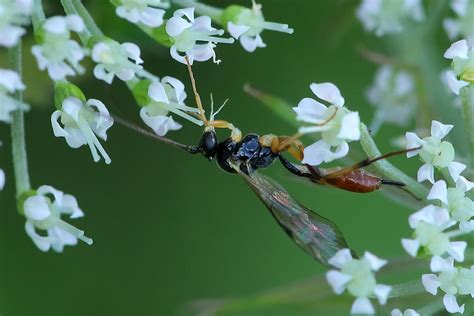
[360,124,428,201]
[9,42,31,197]
[173,0,224,22]
[31,0,46,31]
[460,86,474,168]
[61,0,103,43]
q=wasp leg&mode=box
[320,147,422,180]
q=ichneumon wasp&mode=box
[106,56,419,266]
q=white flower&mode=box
[139,76,203,135]
[293,82,360,166]
[391,309,420,316]
[402,205,465,262]
[356,0,424,36]
[443,0,474,45]
[406,120,462,183]
[23,185,93,252]
[31,15,87,81]
[366,65,416,133]
[115,0,170,27]
[0,0,33,47]
[0,68,29,123]
[422,256,474,314]
[51,97,113,164]
[165,7,234,64]
[226,1,293,53]
[92,40,144,84]
[326,249,391,315]
[443,39,474,95]
[0,168,5,190]
[428,179,474,228]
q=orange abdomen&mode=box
[324,170,382,193]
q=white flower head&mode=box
[293,82,360,166]
[140,76,188,136]
[366,65,416,133]
[428,179,474,227]
[402,205,466,262]
[23,185,93,252]
[0,0,33,47]
[443,39,474,95]
[0,168,5,191]
[115,0,170,27]
[0,68,29,123]
[391,308,420,316]
[226,1,293,53]
[51,97,114,164]
[165,7,234,64]
[92,40,144,84]
[406,120,462,183]
[31,15,88,81]
[443,0,474,45]
[422,256,474,314]
[356,0,425,36]
[326,249,391,315]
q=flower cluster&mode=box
[114,0,170,27]
[402,120,474,314]
[293,82,360,166]
[365,65,417,133]
[0,68,29,123]
[443,39,474,95]
[356,0,425,36]
[0,0,33,47]
[326,249,391,314]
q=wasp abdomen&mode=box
[325,170,382,193]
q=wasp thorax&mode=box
[198,130,218,160]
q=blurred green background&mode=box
[0,1,458,315]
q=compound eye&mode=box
[199,131,218,158]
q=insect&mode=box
[108,58,417,267]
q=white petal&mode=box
[430,256,454,272]
[326,270,352,294]
[443,294,465,314]
[227,21,250,39]
[422,274,441,295]
[174,7,194,22]
[24,195,51,220]
[417,163,435,183]
[444,39,469,59]
[338,111,360,141]
[65,14,85,32]
[43,16,68,34]
[148,82,169,104]
[38,185,64,204]
[162,76,186,103]
[374,284,392,305]
[350,297,375,314]
[448,162,466,182]
[448,241,467,262]
[293,97,328,123]
[60,194,84,218]
[193,15,213,32]
[328,248,353,268]
[25,221,51,252]
[140,7,165,27]
[91,42,109,63]
[301,140,349,165]
[404,309,421,316]
[190,43,215,62]
[427,180,448,204]
[363,251,387,271]
[170,45,187,64]
[121,42,143,64]
[166,16,192,37]
[405,132,424,157]
[391,309,403,316]
[62,97,82,122]
[310,82,345,106]
[456,176,474,192]
[239,34,265,52]
[445,70,469,95]
[431,120,453,140]
[93,64,114,84]
[443,19,460,40]
[0,26,25,47]
[0,169,4,190]
[409,205,436,227]
[401,238,420,257]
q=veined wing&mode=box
[241,171,352,267]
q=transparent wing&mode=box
[242,171,352,267]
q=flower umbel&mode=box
[114,0,170,27]
[51,96,114,164]
[224,1,294,53]
[406,120,464,183]
[23,185,93,252]
[0,0,33,47]
[31,14,88,81]
[166,7,234,64]
[326,249,391,314]
[293,82,360,166]
[0,68,29,123]
[92,40,144,84]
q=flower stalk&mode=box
[460,86,474,168]
[60,0,103,42]
[8,42,31,197]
